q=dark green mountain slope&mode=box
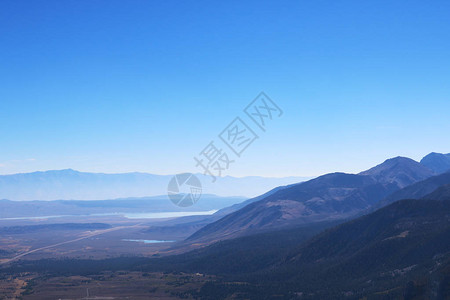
[425,183,450,200]
[196,193,450,299]
[375,171,450,208]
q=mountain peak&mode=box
[420,152,450,174]
[56,168,78,173]
[360,156,420,174]
[37,169,81,175]
[359,156,434,189]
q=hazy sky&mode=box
[1,0,450,177]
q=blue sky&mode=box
[1,0,450,177]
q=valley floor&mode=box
[0,271,213,300]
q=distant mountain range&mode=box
[184,153,450,246]
[0,169,310,201]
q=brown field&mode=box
[0,271,212,299]
[0,215,197,264]
[0,215,214,299]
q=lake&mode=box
[0,210,218,221]
[122,239,176,244]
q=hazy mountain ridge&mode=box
[0,169,310,201]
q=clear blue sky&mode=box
[1,0,450,177]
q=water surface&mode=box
[122,239,175,244]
